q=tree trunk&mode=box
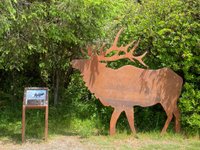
[53,65,74,105]
[64,66,73,88]
[54,70,59,105]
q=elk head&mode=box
[71,46,100,74]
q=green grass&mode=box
[0,104,199,149]
[0,117,199,150]
[85,132,200,150]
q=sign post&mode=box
[22,87,49,143]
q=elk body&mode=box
[72,29,183,135]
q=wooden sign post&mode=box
[22,87,49,143]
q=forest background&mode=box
[0,0,199,139]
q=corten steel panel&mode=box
[72,29,183,135]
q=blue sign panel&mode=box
[24,88,48,105]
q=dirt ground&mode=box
[0,136,92,150]
[0,136,89,150]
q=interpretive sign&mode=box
[22,87,49,143]
[24,88,48,105]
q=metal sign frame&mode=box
[22,87,49,143]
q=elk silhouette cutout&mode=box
[72,29,183,135]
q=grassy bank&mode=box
[0,132,200,150]
[84,132,200,150]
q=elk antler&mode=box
[98,29,148,67]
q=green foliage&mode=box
[0,0,125,71]
[71,118,97,137]
[180,83,200,133]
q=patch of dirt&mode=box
[0,136,93,150]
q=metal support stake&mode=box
[45,106,48,141]
[22,105,26,143]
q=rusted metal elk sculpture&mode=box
[72,29,183,135]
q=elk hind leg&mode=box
[161,105,173,135]
[110,108,122,135]
[125,107,136,134]
[173,105,181,133]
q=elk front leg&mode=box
[110,108,122,135]
[125,107,136,134]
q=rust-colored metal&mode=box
[22,105,26,143]
[22,87,49,143]
[45,105,48,141]
[22,106,48,142]
[72,29,183,135]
